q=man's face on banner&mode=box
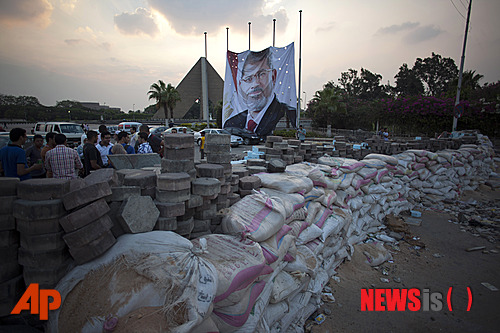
[239,57,276,113]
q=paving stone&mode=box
[117,196,159,233]
[0,275,24,302]
[192,178,221,196]
[192,219,211,233]
[116,169,146,185]
[176,217,194,235]
[110,186,141,201]
[232,168,249,178]
[63,214,114,248]
[182,207,196,219]
[68,230,116,265]
[155,201,185,218]
[266,136,283,143]
[84,168,118,187]
[206,153,232,164]
[273,142,289,149]
[239,176,262,190]
[187,168,197,181]
[23,259,73,289]
[287,139,300,146]
[221,163,232,175]
[204,144,231,154]
[20,230,65,252]
[155,188,191,203]
[230,174,240,185]
[216,193,228,203]
[216,200,230,210]
[13,199,66,221]
[211,213,224,225]
[17,217,62,235]
[265,154,281,161]
[294,156,304,163]
[282,155,294,164]
[59,199,109,233]
[238,188,254,197]
[141,187,156,198]
[0,230,19,247]
[194,205,217,220]
[18,245,70,269]
[163,134,194,149]
[0,245,18,264]
[0,215,15,231]
[161,159,195,173]
[0,262,22,283]
[196,164,224,178]
[220,183,231,195]
[206,133,230,145]
[154,217,177,231]
[107,154,133,170]
[17,179,70,201]
[202,193,218,200]
[231,184,239,193]
[123,171,156,188]
[69,178,87,192]
[185,195,203,209]
[268,159,287,173]
[246,159,266,167]
[266,148,282,155]
[0,177,20,197]
[247,166,267,175]
[157,172,191,191]
[0,196,16,216]
[108,201,126,238]
[190,230,212,239]
[108,154,161,170]
[163,148,194,161]
[62,182,112,211]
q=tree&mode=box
[338,68,386,100]
[413,52,458,96]
[446,70,484,100]
[308,81,347,128]
[394,63,424,96]
[147,80,181,119]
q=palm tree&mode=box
[148,80,181,120]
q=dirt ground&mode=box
[310,186,500,333]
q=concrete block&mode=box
[59,198,110,232]
[0,177,20,197]
[0,245,18,264]
[273,142,288,149]
[0,262,22,283]
[221,163,232,175]
[182,207,195,219]
[63,214,114,248]
[154,217,177,231]
[110,186,141,201]
[206,133,230,145]
[13,199,66,221]
[220,183,231,194]
[216,200,230,211]
[231,184,239,193]
[116,169,146,185]
[266,136,283,143]
[202,193,218,201]
[206,153,232,164]
[204,144,231,154]
[187,168,197,181]
[190,230,212,239]
[84,168,118,187]
[265,154,281,161]
[155,188,190,203]
[163,134,194,149]
[0,196,16,215]
[247,166,267,175]
[157,172,191,191]
[0,215,15,231]
[194,204,217,220]
[216,193,228,203]
[108,201,126,238]
[192,219,211,233]
[238,189,254,197]
[230,174,240,185]
[176,217,194,235]
[155,201,185,218]
[17,179,70,201]
[18,246,70,269]
[196,164,224,178]
[246,159,266,167]
[164,148,194,161]
[287,139,300,146]
[20,230,65,252]
[0,230,19,247]
[192,178,221,196]
[141,187,156,198]
[118,196,159,233]
[185,195,203,209]
[23,259,73,289]
[108,154,161,170]
[268,159,287,173]
[232,168,249,178]
[62,182,112,211]
[16,218,62,236]
[294,156,304,163]
[68,230,116,265]
[107,154,133,170]
[266,148,282,155]
[123,171,156,188]
[239,176,262,190]
[0,275,24,302]
[161,159,195,173]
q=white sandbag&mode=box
[351,173,373,190]
[260,231,296,265]
[312,205,334,229]
[297,223,324,245]
[364,153,398,166]
[361,184,390,195]
[222,192,287,242]
[320,214,346,242]
[287,220,309,238]
[259,188,305,218]
[303,186,325,202]
[357,167,378,179]
[348,196,364,211]
[270,292,313,333]
[270,271,308,304]
[285,162,315,176]
[308,168,330,188]
[263,302,288,328]
[284,245,319,277]
[406,149,427,157]
[48,231,218,333]
[320,189,337,208]
[304,201,322,226]
[191,317,220,333]
[357,241,392,266]
[285,207,308,224]
[338,172,356,189]
[333,190,348,208]
[361,158,387,169]
[255,173,313,194]
[304,239,325,256]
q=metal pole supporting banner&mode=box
[226,27,229,51]
[273,18,276,47]
[204,32,208,59]
[248,22,251,50]
[297,10,302,128]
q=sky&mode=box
[0,0,499,113]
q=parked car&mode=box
[194,128,243,147]
[117,122,143,133]
[33,122,84,147]
[224,127,261,145]
[163,127,195,136]
[107,125,118,134]
[150,126,169,137]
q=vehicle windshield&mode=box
[60,124,84,134]
[219,129,231,135]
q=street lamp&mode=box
[133,104,135,120]
[303,91,307,107]
[68,110,71,121]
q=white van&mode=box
[117,122,143,133]
[33,122,85,147]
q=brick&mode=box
[192,219,211,233]
[84,168,118,187]
[157,172,191,191]
[155,201,185,218]
[163,134,194,149]
[155,188,191,203]
[192,178,221,196]
[190,230,212,239]
[108,201,126,238]
[220,183,231,194]
[0,177,19,197]
[63,214,114,248]
[16,178,70,201]
[0,230,19,247]
[185,195,203,209]
[154,217,177,231]
[206,133,230,145]
[161,159,195,173]
[13,199,66,220]
[239,176,262,190]
[62,182,112,211]
[118,196,159,233]
[0,245,18,263]
[18,245,70,269]
[20,230,65,252]
[196,164,224,178]
[232,168,249,178]
[268,159,287,173]
[204,144,231,154]
[266,136,283,143]
[163,147,194,161]
[116,169,146,185]
[0,215,15,231]
[0,262,22,283]
[230,174,240,185]
[0,275,24,302]
[68,230,116,265]
[206,153,231,164]
[246,159,266,167]
[110,186,141,201]
[59,198,110,232]
[23,260,73,289]
[123,171,156,188]
[141,187,156,198]
[176,217,194,235]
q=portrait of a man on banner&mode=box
[222,43,297,138]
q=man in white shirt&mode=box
[96,130,113,167]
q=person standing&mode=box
[41,133,56,178]
[44,134,82,179]
[0,128,43,180]
[129,126,138,150]
[137,132,153,154]
[25,134,46,178]
[296,125,306,143]
[83,130,103,176]
[138,125,161,154]
[109,131,135,155]
[200,131,206,160]
[96,130,113,167]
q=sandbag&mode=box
[255,173,313,194]
[297,224,323,245]
[260,226,295,264]
[284,245,319,276]
[364,153,398,166]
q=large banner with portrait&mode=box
[222,43,297,138]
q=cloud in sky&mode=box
[147,0,289,36]
[316,22,336,34]
[404,25,444,43]
[376,21,419,35]
[114,7,160,37]
[0,0,53,27]
[64,39,84,46]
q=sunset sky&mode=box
[0,0,498,113]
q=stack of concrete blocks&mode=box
[60,181,117,265]
[238,176,262,198]
[246,158,267,175]
[286,139,305,163]
[0,178,22,316]
[228,174,241,206]
[11,179,72,290]
[204,133,234,207]
[191,175,221,238]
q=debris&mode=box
[433,253,444,258]
[380,278,390,283]
[313,314,326,325]
[410,210,422,218]
[404,217,422,226]
[393,277,401,283]
[466,246,486,252]
[321,292,336,303]
[481,282,499,291]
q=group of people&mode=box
[0,124,162,181]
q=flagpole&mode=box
[226,27,229,51]
[248,22,251,50]
[273,18,276,47]
[297,10,302,128]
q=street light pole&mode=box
[133,104,135,121]
[68,110,71,121]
